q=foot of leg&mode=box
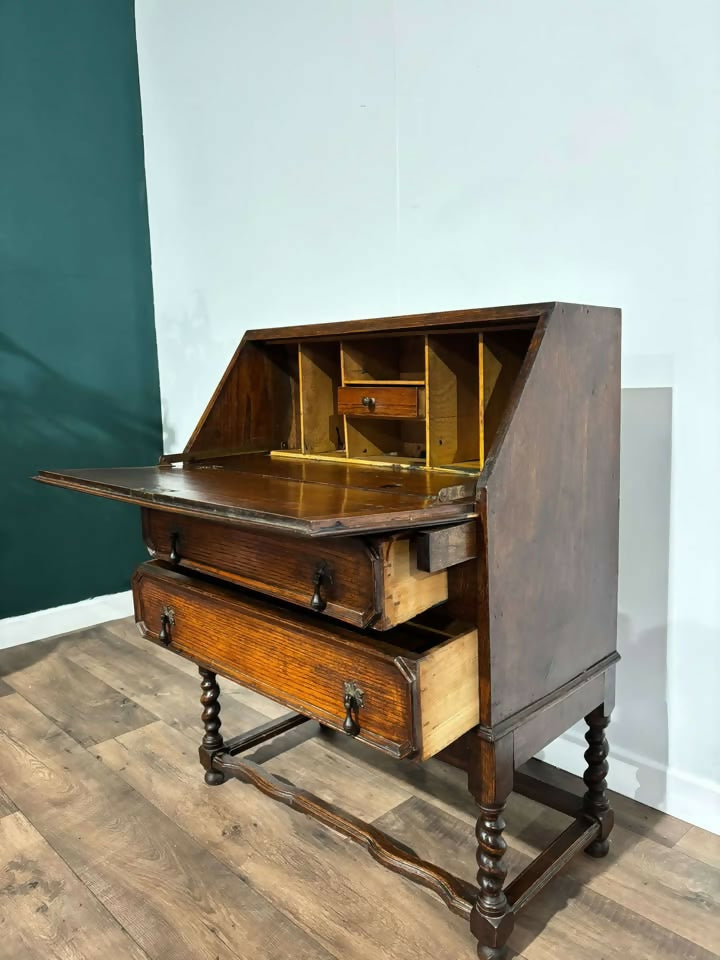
[199,667,225,787]
[583,706,613,856]
[477,946,507,960]
[204,768,225,787]
[585,836,610,859]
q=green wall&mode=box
[0,1,162,618]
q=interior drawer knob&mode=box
[342,680,364,736]
[158,605,175,644]
[361,395,376,410]
[310,561,333,613]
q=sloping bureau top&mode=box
[243,301,551,340]
[35,454,478,536]
[34,303,620,549]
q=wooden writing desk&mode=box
[36,301,621,958]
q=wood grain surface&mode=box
[161,451,477,498]
[481,303,621,725]
[0,641,155,746]
[338,385,423,419]
[185,339,300,455]
[0,811,150,960]
[0,786,16,820]
[0,691,333,960]
[143,508,380,627]
[247,302,550,342]
[0,620,716,960]
[133,561,417,754]
[35,460,477,536]
[133,560,479,759]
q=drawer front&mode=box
[133,562,416,756]
[142,510,449,631]
[142,511,378,628]
[133,561,479,760]
[337,385,423,418]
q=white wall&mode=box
[135,0,720,833]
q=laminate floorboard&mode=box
[677,826,720,871]
[95,720,477,960]
[0,811,150,960]
[0,619,717,960]
[59,625,271,738]
[0,692,334,960]
[0,784,16,819]
[0,639,155,746]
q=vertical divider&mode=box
[426,333,482,469]
[297,344,306,453]
[298,342,343,455]
[340,341,350,455]
[340,341,349,386]
[478,334,486,467]
[424,335,431,468]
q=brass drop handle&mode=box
[158,605,175,644]
[342,680,364,736]
[310,561,333,613]
[169,532,181,564]
[361,396,376,410]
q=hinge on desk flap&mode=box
[435,482,476,502]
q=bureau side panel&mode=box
[484,304,621,725]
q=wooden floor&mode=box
[0,619,718,960]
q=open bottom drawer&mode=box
[133,560,479,760]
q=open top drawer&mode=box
[142,509,465,630]
[133,560,479,760]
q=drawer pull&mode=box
[361,395,376,410]
[159,605,175,644]
[310,561,333,613]
[342,680,364,736]
[169,532,181,564]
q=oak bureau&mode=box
[36,301,621,959]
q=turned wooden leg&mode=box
[475,801,510,959]
[199,667,225,786]
[469,735,514,960]
[583,705,613,857]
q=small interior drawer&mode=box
[133,560,479,760]
[337,385,424,419]
[142,509,448,630]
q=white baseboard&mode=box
[540,732,720,836]
[0,591,134,650]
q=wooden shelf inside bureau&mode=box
[269,327,533,474]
